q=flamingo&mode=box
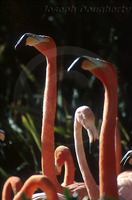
[120,150,132,169]
[54,107,99,200]
[116,150,132,200]
[72,105,99,200]
[54,115,122,199]
[2,176,23,200]
[15,33,64,194]
[12,175,59,200]
[54,145,74,187]
[15,33,89,199]
[67,56,120,199]
[15,34,124,199]
[0,129,5,141]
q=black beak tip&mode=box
[120,151,132,170]
[67,56,87,72]
[89,139,99,154]
[14,33,29,50]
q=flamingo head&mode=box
[67,55,117,88]
[120,150,132,170]
[67,56,106,72]
[0,129,5,141]
[75,106,99,153]
[54,145,72,175]
[54,146,65,175]
[15,33,56,58]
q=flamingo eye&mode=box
[83,114,86,120]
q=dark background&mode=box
[0,0,132,198]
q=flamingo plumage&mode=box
[0,129,5,141]
[15,33,89,199]
[54,145,74,187]
[68,56,120,199]
[15,33,64,194]
[2,176,23,200]
[72,105,99,200]
[12,175,59,200]
[117,150,132,200]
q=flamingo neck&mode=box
[96,65,118,199]
[39,52,63,193]
[2,177,23,200]
[62,149,74,186]
[2,182,12,200]
[13,175,58,200]
[74,118,99,200]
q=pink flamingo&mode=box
[117,150,132,200]
[15,33,88,199]
[72,105,99,200]
[2,176,23,200]
[68,56,120,199]
[0,129,5,141]
[54,145,74,187]
[15,34,124,199]
[54,106,100,200]
[15,33,64,194]
[54,114,122,199]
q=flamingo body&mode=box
[117,171,132,200]
[117,150,132,199]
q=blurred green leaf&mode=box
[54,126,71,138]
[119,122,130,142]
[0,167,10,178]
[22,114,41,151]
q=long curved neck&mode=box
[93,65,118,199]
[62,150,74,186]
[13,175,58,200]
[2,177,23,200]
[74,118,99,200]
[35,44,63,193]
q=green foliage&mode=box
[99,194,116,200]
[21,114,41,151]
[22,193,30,200]
[64,188,79,200]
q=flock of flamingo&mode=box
[1,33,132,200]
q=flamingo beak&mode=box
[54,157,62,175]
[120,150,132,170]
[86,123,99,154]
[15,33,49,50]
[67,57,88,72]
[89,139,99,154]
